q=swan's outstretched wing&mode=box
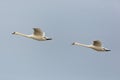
[33,28,44,36]
[93,40,102,47]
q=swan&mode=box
[12,28,52,41]
[72,40,111,52]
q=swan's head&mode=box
[72,42,75,45]
[12,32,16,34]
[72,42,78,45]
[12,32,20,35]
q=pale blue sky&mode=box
[0,0,120,80]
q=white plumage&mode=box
[12,28,52,41]
[72,40,110,52]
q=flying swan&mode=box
[72,40,111,52]
[12,28,52,41]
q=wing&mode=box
[33,28,44,36]
[93,40,102,47]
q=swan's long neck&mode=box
[13,32,31,38]
[73,42,90,48]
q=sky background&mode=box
[0,0,120,80]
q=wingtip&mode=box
[33,28,36,30]
[33,27,40,29]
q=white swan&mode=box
[12,28,52,41]
[72,40,111,52]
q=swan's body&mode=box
[72,40,110,52]
[12,28,52,41]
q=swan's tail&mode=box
[46,38,52,40]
